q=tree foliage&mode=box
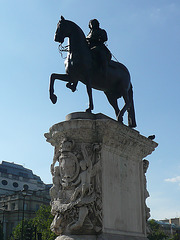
[10,205,56,240]
[169,233,180,240]
[33,205,56,240]
[11,218,35,240]
[147,219,168,240]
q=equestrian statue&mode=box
[49,16,137,128]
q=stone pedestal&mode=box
[45,113,158,240]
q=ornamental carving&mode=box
[143,159,150,221]
[50,138,102,235]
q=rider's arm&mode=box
[99,29,108,43]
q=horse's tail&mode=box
[128,84,137,128]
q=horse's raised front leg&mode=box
[66,81,78,92]
[85,76,94,113]
[49,73,70,104]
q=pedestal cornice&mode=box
[45,113,158,160]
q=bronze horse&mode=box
[49,16,136,128]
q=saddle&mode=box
[90,45,112,71]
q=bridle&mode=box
[58,43,69,59]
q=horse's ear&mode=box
[61,16,65,21]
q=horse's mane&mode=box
[66,20,85,35]
[65,20,87,43]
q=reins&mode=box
[58,44,69,59]
[58,42,120,63]
[105,42,120,63]
[111,53,120,63]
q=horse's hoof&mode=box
[85,108,92,113]
[129,124,137,129]
[71,87,76,92]
[117,115,123,123]
[50,93,57,104]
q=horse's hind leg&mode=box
[118,90,130,122]
[85,76,94,113]
[104,92,121,121]
[127,86,137,128]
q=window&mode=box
[24,203,28,210]
[4,204,8,210]
[11,203,16,210]
[13,182,18,188]
[23,184,29,191]
[1,173,8,178]
[19,172,28,178]
[1,180,8,185]
[0,168,7,173]
[12,175,19,180]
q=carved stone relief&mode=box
[50,138,102,236]
[143,159,150,234]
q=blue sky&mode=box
[0,0,180,220]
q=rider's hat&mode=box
[89,19,100,29]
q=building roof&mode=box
[0,161,43,183]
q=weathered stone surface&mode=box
[45,112,158,240]
[55,235,97,240]
[65,112,113,121]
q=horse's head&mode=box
[54,16,69,44]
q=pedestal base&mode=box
[100,233,148,240]
[55,235,97,240]
[55,233,148,240]
[45,112,157,240]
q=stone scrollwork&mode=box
[143,159,150,227]
[50,138,102,236]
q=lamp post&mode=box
[20,188,32,240]
[21,189,27,240]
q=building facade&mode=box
[0,190,50,239]
[0,161,47,195]
[0,161,51,240]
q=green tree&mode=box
[147,219,168,240]
[10,205,56,240]
[11,218,35,240]
[33,205,56,240]
[169,233,179,240]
